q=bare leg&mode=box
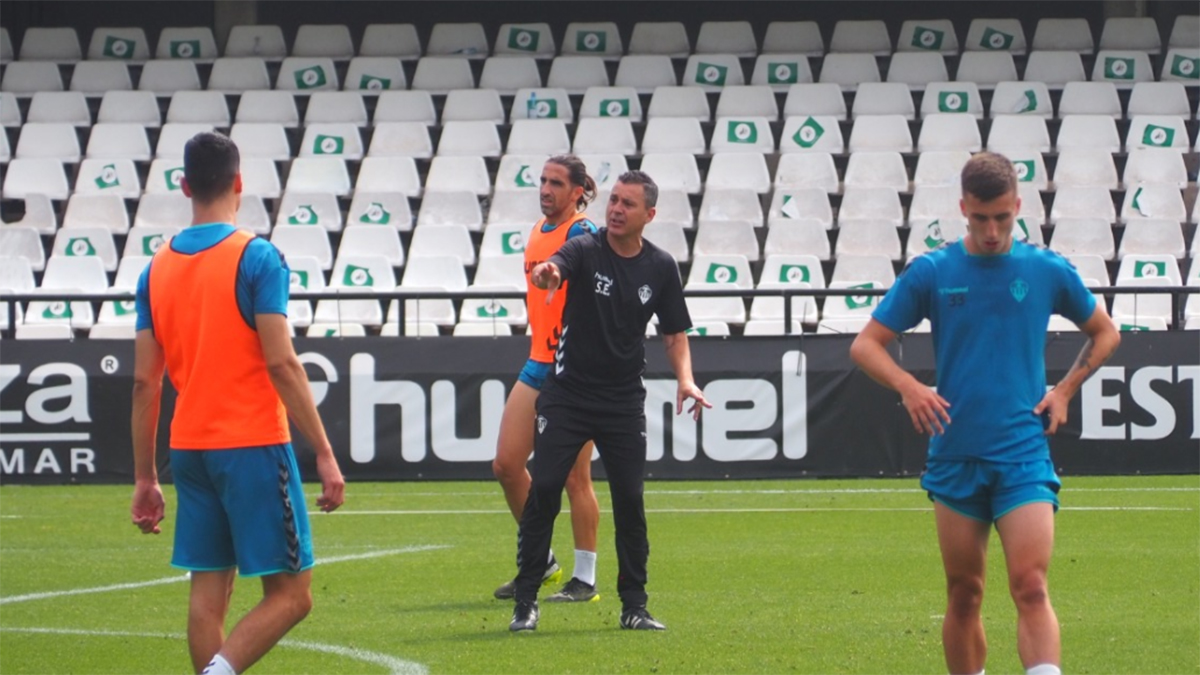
[995,502,1060,670]
[216,571,314,673]
[564,441,599,553]
[187,569,236,673]
[934,502,992,675]
[493,381,539,521]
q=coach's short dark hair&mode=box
[183,132,240,203]
[961,152,1017,202]
[616,170,658,208]
[547,154,597,210]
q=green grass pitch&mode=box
[1,476,1197,674]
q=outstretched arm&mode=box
[662,332,712,420]
[530,262,562,304]
[1034,303,1121,435]
[131,329,166,534]
[850,319,951,435]
[257,314,345,512]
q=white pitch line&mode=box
[322,486,1200,498]
[335,506,1193,516]
[0,545,450,606]
[0,627,427,675]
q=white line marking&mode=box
[0,432,91,442]
[334,506,1193,516]
[323,486,1199,498]
[0,545,449,606]
[0,627,427,675]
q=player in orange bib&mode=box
[492,156,602,602]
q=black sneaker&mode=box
[545,577,599,603]
[509,600,539,632]
[494,556,562,600]
[619,606,666,631]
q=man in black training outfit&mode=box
[510,170,711,633]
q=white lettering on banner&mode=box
[350,354,426,463]
[1081,365,1200,441]
[299,352,339,406]
[645,380,698,461]
[0,448,94,475]
[430,380,505,461]
[0,365,19,424]
[703,379,778,461]
[0,363,91,425]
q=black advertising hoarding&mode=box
[1,333,1196,484]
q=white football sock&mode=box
[1026,664,1061,675]
[201,654,236,675]
[573,549,597,586]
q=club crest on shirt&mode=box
[638,284,652,304]
[537,415,548,434]
[1010,278,1029,302]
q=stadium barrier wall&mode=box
[2,332,1196,484]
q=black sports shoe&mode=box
[509,600,539,632]
[545,577,599,603]
[619,606,666,631]
[494,556,562,600]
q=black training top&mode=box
[542,228,692,409]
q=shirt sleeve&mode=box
[1053,254,1097,325]
[548,234,589,283]
[134,261,153,333]
[654,253,692,334]
[237,238,290,326]
[567,219,599,239]
[872,257,931,333]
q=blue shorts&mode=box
[920,458,1061,523]
[170,444,314,577]
[517,359,552,390]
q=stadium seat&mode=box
[27,91,91,126]
[278,57,340,92]
[716,86,780,120]
[315,254,395,327]
[459,284,528,327]
[282,255,324,329]
[830,256,896,287]
[340,225,406,268]
[1126,116,1190,152]
[238,159,283,199]
[906,217,966,259]
[562,22,623,59]
[297,123,362,160]
[615,55,678,93]
[427,22,488,57]
[3,194,58,235]
[305,92,369,126]
[964,19,1027,54]
[112,255,151,290]
[133,194,189,230]
[494,153,549,193]
[165,91,231,126]
[228,123,291,160]
[271,226,333,269]
[237,196,272,235]
[1169,15,1200,49]
[348,191,414,230]
[74,158,141,198]
[1056,115,1120,153]
[156,27,219,61]
[762,219,831,259]
[989,81,1053,117]
[366,122,432,158]
[480,56,542,94]
[1052,149,1118,189]
[2,158,69,200]
[397,256,469,326]
[1111,277,1175,328]
[1016,186,1047,236]
[1118,219,1186,260]
[763,21,824,55]
[835,219,903,260]
[647,86,711,120]
[224,25,287,59]
[774,153,839,194]
[345,56,407,93]
[628,21,690,57]
[646,189,694,229]
[987,115,1050,153]
[16,323,76,339]
[233,91,299,127]
[643,220,690,262]
[1091,50,1154,88]
[955,52,1017,87]
[122,226,179,259]
[1022,51,1086,88]
[909,185,964,223]
[374,91,438,125]
[1058,82,1122,118]
[1123,148,1188,188]
[768,188,834,227]
[409,224,477,265]
[696,21,757,56]
[138,60,202,95]
[441,89,505,124]
[144,158,187,195]
[307,323,368,337]
[512,88,574,123]
[706,153,771,193]
[819,53,881,91]
[780,115,845,154]
[847,115,912,152]
[1127,82,1191,118]
[495,23,555,58]
[852,82,915,120]
[286,157,351,196]
[473,253,525,286]
[711,118,775,154]
[15,123,81,162]
[699,189,763,224]
[419,191,484,230]
[1049,186,1115,225]
[1161,48,1200,83]
[84,124,151,162]
[823,281,888,324]
[50,226,118,271]
[913,150,971,187]
[207,58,271,93]
[684,55,746,91]
[1048,218,1115,259]
[917,114,982,152]
[750,54,814,92]
[887,52,949,88]
[1,226,46,271]
[412,57,475,93]
[276,192,344,231]
[580,86,642,122]
[920,83,983,119]
[1121,184,1186,224]
[293,24,355,59]
[547,56,611,93]
[18,27,82,62]
[2,62,64,96]
[97,91,160,127]
[1099,17,1161,53]
[639,154,701,194]
[507,119,571,155]
[838,187,904,226]
[1032,19,1094,53]
[0,92,21,128]
[156,123,215,159]
[572,118,637,156]
[1117,254,1182,285]
[783,84,848,120]
[830,20,891,55]
[424,156,488,195]
[897,19,959,54]
[87,27,151,63]
[844,151,909,191]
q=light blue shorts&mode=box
[170,444,314,577]
[920,458,1061,523]
[517,359,553,390]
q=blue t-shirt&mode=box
[541,217,598,239]
[135,224,290,333]
[871,240,1097,463]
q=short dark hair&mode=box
[547,154,597,210]
[961,152,1017,202]
[183,132,240,203]
[615,170,658,208]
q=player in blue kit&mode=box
[850,152,1120,675]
